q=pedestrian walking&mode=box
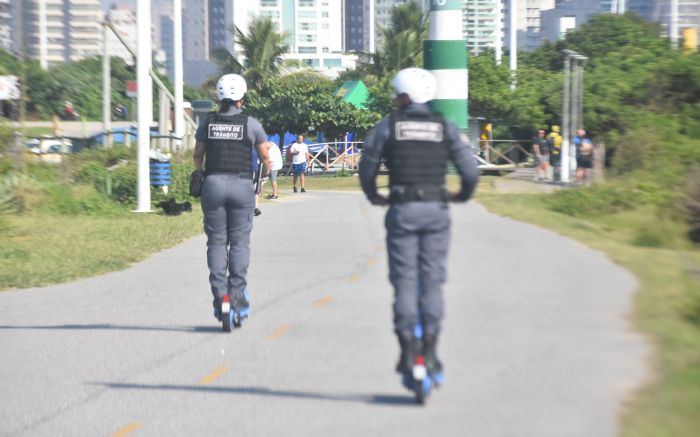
[575,128,594,184]
[252,147,263,217]
[533,129,550,181]
[192,74,271,326]
[289,135,310,193]
[265,141,283,199]
[547,125,563,181]
[358,68,479,388]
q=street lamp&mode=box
[560,49,586,183]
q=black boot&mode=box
[423,335,443,373]
[395,335,417,374]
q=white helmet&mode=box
[391,68,436,104]
[216,74,247,101]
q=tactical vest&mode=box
[204,112,252,176]
[384,111,449,201]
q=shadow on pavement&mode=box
[0,324,221,333]
[96,382,417,406]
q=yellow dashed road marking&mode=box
[198,367,228,385]
[269,324,290,339]
[315,295,333,307]
[109,422,142,437]
[367,258,377,266]
[349,274,362,283]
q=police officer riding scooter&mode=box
[359,68,479,395]
[193,74,270,331]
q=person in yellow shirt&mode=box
[547,125,563,181]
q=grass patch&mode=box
[0,206,203,289]
[478,185,700,437]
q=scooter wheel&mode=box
[221,296,232,332]
[415,379,426,405]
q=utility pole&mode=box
[560,49,587,183]
[570,59,579,172]
[561,51,572,183]
[136,0,153,213]
[102,22,112,147]
[670,0,679,48]
[509,0,517,90]
[575,55,588,175]
[173,0,184,151]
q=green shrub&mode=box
[545,184,637,217]
[151,162,196,204]
[110,164,137,206]
[632,227,668,248]
[334,168,353,177]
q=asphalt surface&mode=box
[0,191,649,437]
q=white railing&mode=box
[284,141,364,174]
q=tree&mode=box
[247,72,380,143]
[213,16,290,91]
[22,56,136,120]
[357,0,428,77]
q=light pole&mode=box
[509,0,517,90]
[671,0,679,48]
[560,49,586,183]
[572,54,588,175]
[102,22,111,148]
[570,56,579,172]
[173,0,184,151]
[136,0,153,212]
[561,49,574,183]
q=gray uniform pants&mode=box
[385,201,451,339]
[200,174,255,301]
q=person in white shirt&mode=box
[289,135,310,193]
[253,141,283,216]
[265,141,283,199]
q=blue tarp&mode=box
[93,126,160,145]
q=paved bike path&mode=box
[0,191,649,436]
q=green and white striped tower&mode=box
[424,0,468,129]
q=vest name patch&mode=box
[208,124,244,140]
[395,121,444,142]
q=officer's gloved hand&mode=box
[370,194,388,206]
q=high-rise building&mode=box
[502,0,556,52]
[231,0,350,75]
[181,0,219,85]
[540,0,604,43]
[464,0,504,54]
[540,0,700,45]
[374,0,429,48]
[105,4,136,64]
[651,0,700,43]
[10,0,102,66]
[209,0,231,52]
[0,0,10,52]
[345,0,367,52]
[183,0,210,61]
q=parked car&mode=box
[25,137,73,154]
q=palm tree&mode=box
[212,16,290,91]
[359,0,428,77]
